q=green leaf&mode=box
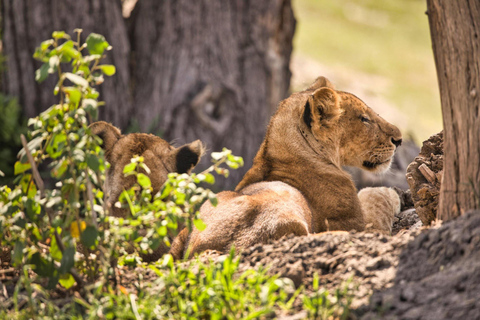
[59,247,75,274]
[228,154,244,167]
[35,63,49,83]
[99,64,116,76]
[211,151,223,161]
[14,161,31,175]
[40,39,54,51]
[59,273,75,289]
[194,219,207,231]
[50,235,63,261]
[57,40,80,60]
[86,33,110,55]
[82,99,99,117]
[30,252,56,277]
[157,225,168,236]
[52,31,66,39]
[12,241,25,266]
[226,160,239,169]
[204,173,215,185]
[46,133,67,159]
[124,255,138,267]
[47,274,60,290]
[123,162,137,174]
[209,193,218,207]
[63,87,82,106]
[52,159,68,178]
[81,226,98,248]
[19,174,37,197]
[137,173,151,188]
[160,184,173,199]
[25,198,40,220]
[48,56,60,73]
[86,90,100,100]
[174,192,186,205]
[86,153,100,172]
[65,73,89,88]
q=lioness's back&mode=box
[173,181,312,259]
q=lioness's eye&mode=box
[360,115,370,123]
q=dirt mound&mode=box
[359,211,480,319]
[406,131,443,226]
[237,228,420,309]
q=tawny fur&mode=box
[89,121,204,261]
[171,77,403,260]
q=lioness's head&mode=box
[301,77,402,173]
[89,121,204,216]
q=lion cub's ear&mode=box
[303,87,342,132]
[307,76,335,91]
[89,121,122,160]
[174,140,205,173]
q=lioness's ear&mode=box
[89,121,122,158]
[174,140,205,173]
[307,76,335,91]
[303,87,341,131]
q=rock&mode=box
[392,208,422,235]
[406,131,443,226]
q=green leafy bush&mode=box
[0,29,240,297]
[0,30,353,319]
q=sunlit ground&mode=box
[292,0,442,143]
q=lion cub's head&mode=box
[89,121,204,216]
[301,77,402,173]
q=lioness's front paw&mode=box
[358,187,401,234]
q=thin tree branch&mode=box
[20,134,85,288]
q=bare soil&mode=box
[237,227,420,309]
[234,208,480,319]
[359,210,480,320]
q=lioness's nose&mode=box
[391,138,402,148]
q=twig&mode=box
[20,135,44,193]
[20,134,85,288]
[0,268,15,275]
[418,163,437,185]
[85,172,98,229]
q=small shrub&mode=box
[0,29,240,312]
[0,30,354,320]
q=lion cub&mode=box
[170,77,402,260]
[89,121,204,260]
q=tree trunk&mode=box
[426,0,480,220]
[1,0,132,128]
[129,0,295,189]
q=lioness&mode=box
[171,77,402,259]
[89,121,204,260]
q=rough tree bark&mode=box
[1,0,132,128]
[129,0,295,189]
[426,1,480,220]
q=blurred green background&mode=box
[291,0,442,143]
